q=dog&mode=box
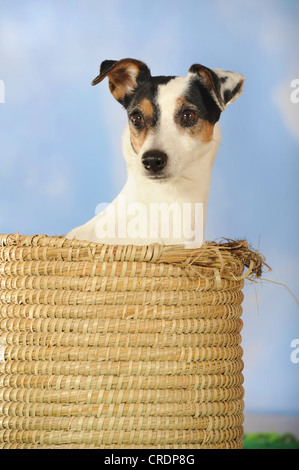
[67,58,244,247]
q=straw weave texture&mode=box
[0,234,265,449]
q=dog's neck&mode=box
[120,123,221,224]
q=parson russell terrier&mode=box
[67,58,245,247]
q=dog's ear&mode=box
[189,64,245,111]
[92,58,151,105]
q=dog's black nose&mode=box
[142,150,167,174]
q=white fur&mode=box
[66,76,222,247]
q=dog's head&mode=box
[92,58,245,181]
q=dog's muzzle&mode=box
[142,150,168,175]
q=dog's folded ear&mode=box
[189,64,245,111]
[92,58,151,105]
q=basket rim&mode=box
[0,233,268,279]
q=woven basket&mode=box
[0,233,265,449]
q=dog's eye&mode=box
[181,110,196,125]
[130,112,144,128]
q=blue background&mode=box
[0,0,298,420]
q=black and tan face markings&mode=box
[174,97,215,143]
[126,76,176,154]
[173,77,223,143]
[126,75,221,153]
[128,98,157,154]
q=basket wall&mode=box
[0,234,249,449]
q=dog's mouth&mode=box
[146,173,170,181]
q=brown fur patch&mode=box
[183,118,214,143]
[92,59,148,101]
[139,98,155,119]
[175,97,214,143]
[129,98,156,153]
[109,63,140,101]
[199,120,214,143]
[196,65,214,91]
[130,127,149,154]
